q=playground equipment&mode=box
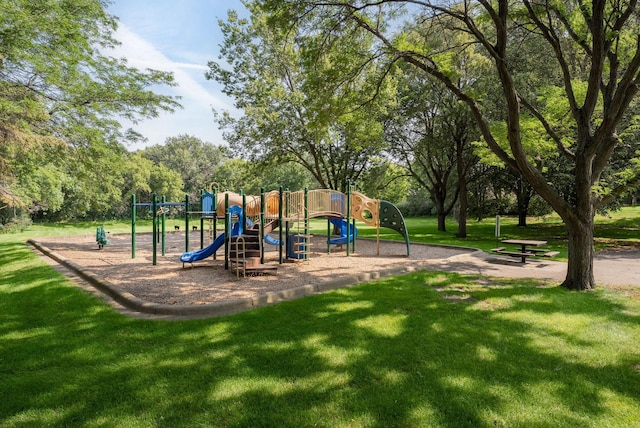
[96,226,109,249]
[180,182,409,274]
[130,194,189,265]
[132,183,410,277]
[180,206,243,267]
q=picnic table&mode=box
[491,239,559,263]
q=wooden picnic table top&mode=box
[502,239,547,246]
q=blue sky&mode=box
[106,0,249,151]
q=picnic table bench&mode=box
[491,239,559,263]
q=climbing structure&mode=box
[196,186,410,271]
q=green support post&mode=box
[224,193,229,270]
[200,189,204,249]
[327,218,331,254]
[213,187,218,260]
[350,181,356,253]
[185,194,190,253]
[260,188,265,264]
[161,196,166,256]
[131,194,136,259]
[304,187,309,260]
[242,192,246,233]
[152,193,157,266]
[346,181,351,257]
[278,186,283,264]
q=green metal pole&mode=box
[304,187,309,260]
[161,196,166,256]
[242,192,246,234]
[152,193,157,266]
[200,189,204,249]
[278,187,284,263]
[346,181,351,257]
[213,187,218,260]
[327,218,331,254]
[351,181,356,253]
[224,193,230,270]
[185,194,190,252]
[131,194,136,259]
[260,188,265,264]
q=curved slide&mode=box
[180,232,226,264]
[181,206,245,264]
[264,234,280,246]
[329,218,358,245]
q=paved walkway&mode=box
[425,249,640,287]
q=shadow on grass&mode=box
[1,241,639,426]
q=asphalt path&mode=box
[425,249,640,287]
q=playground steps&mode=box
[228,234,277,277]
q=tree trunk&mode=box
[455,138,469,238]
[517,208,527,228]
[562,217,596,290]
[456,169,468,238]
[514,175,531,227]
[457,191,468,237]
[437,210,446,232]
[432,195,447,231]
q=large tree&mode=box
[207,4,392,192]
[386,68,478,234]
[0,0,179,217]
[259,0,640,290]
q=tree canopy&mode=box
[206,3,393,192]
[0,0,180,215]
[256,0,640,290]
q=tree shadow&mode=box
[2,243,639,426]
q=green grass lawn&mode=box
[1,209,639,427]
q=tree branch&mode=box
[519,96,576,161]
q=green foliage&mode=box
[122,153,153,199]
[254,161,317,192]
[141,135,229,197]
[208,2,390,191]
[0,0,179,220]
[479,117,558,167]
[358,162,411,204]
[148,164,184,202]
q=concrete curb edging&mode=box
[28,240,424,319]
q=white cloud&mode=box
[107,23,234,149]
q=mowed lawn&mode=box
[1,209,639,427]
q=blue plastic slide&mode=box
[245,217,281,246]
[180,211,242,264]
[329,218,358,245]
[264,234,280,246]
[180,232,226,264]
